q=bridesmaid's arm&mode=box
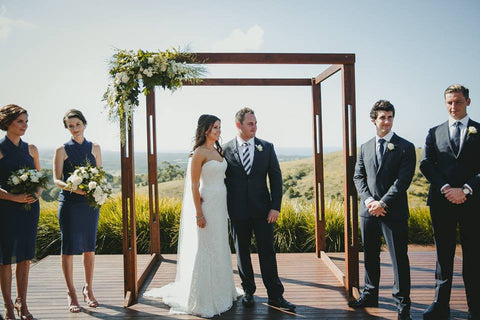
[92,143,102,167]
[28,144,43,198]
[53,146,85,195]
[28,144,41,170]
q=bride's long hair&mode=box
[191,114,223,156]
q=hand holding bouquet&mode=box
[66,164,112,208]
[7,168,49,210]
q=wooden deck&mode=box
[0,252,469,319]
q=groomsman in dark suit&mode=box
[223,107,295,311]
[420,84,480,320]
[351,100,416,320]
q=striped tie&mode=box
[242,142,251,174]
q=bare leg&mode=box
[82,252,97,306]
[0,264,15,319]
[61,254,80,312]
[15,260,31,316]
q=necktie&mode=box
[377,138,385,166]
[451,121,461,155]
[242,142,251,174]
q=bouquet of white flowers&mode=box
[7,168,49,210]
[66,164,112,208]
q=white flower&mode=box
[20,174,28,181]
[90,167,99,175]
[31,176,39,183]
[121,73,129,83]
[137,73,143,80]
[72,175,83,186]
[148,57,154,64]
[160,63,167,72]
[468,126,477,135]
[11,176,20,185]
[88,181,97,190]
[256,144,263,152]
[387,143,395,151]
[143,67,154,77]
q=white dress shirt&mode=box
[236,136,255,168]
[448,115,469,150]
[365,131,395,206]
[441,115,473,194]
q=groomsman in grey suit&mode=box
[420,84,480,320]
[351,100,416,320]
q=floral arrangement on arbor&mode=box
[103,47,205,143]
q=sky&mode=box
[1,0,479,154]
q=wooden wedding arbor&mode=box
[119,53,359,307]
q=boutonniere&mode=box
[467,126,477,135]
[256,144,263,152]
[386,143,395,151]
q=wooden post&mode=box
[311,80,326,256]
[146,91,161,255]
[120,114,138,307]
[341,63,359,297]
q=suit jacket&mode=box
[354,133,416,220]
[420,119,480,206]
[223,137,282,221]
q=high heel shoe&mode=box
[13,298,32,320]
[67,292,81,313]
[3,300,17,320]
[82,285,98,308]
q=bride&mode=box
[144,114,242,317]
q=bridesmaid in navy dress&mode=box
[53,109,102,313]
[0,104,41,320]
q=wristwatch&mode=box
[463,187,471,195]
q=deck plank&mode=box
[0,252,469,319]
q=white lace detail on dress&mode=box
[144,159,243,318]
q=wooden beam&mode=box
[183,78,312,86]
[137,253,161,290]
[146,92,161,255]
[315,65,342,84]
[120,114,138,307]
[194,53,355,64]
[311,80,326,256]
[341,64,359,297]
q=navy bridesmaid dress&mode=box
[0,136,40,265]
[58,138,99,255]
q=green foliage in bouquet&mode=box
[7,168,49,210]
[66,164,112,208]
[103,47,206,144]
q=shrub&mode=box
[35,198,439,260]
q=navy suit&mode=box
[420,119,480,313]
[223,137,284,298]
[354,133,416,312]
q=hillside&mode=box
[139,149,429,207]
[281,148,428,207]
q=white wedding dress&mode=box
[144,159,243,318]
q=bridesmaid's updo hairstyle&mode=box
[191,114,223,156]
[63,109,87,128]
[0,104,28,131]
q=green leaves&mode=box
[103,47,206,145]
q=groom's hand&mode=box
[267,209,280,224]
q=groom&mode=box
[223,107,295,311]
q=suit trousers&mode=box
[360,216,411,311]
[230,217,284,298]
[430,201,480,312]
